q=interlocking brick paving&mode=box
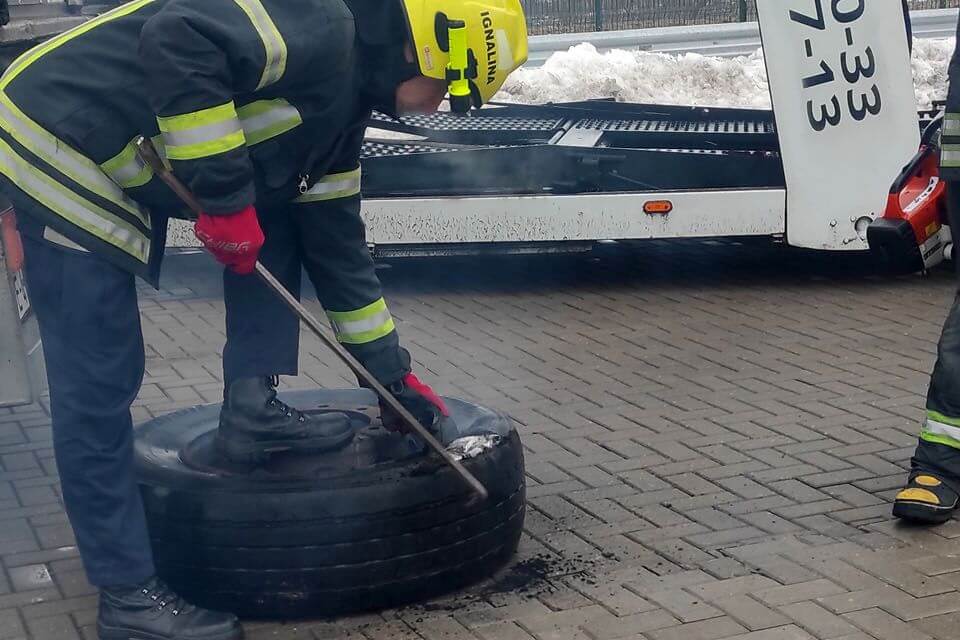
[3,239,959,639]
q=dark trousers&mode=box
[22,235,154,587]
[911,183,960,478]
[222,200,409,387]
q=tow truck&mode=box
[358,0,932,267]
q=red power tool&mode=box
[868,113,951,274]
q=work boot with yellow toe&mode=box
[893,472,959,524]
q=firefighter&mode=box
[0,0,527,637]
[893,20,960,525]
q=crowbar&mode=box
[136,137,489,501]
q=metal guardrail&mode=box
[526,8,960,66]
[524,0,959,36]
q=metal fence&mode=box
[525,0,960,35]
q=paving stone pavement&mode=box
[4,239,960,640]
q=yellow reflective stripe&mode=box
[929,410,960,427]
[921,429,960,450]
[1,0,155,87]
[158,102,245,161]
[158,102,239,133]
[921,411,960,450]
[152,99,300,154]
[0,93,150,227]
[237,99,301,146]
[101,140,153,189]
[163,131,245,161]
[295,168,361,203]
[0,137,149,262]
[326,297,396,344]
[232,0,287,89]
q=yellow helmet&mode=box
[399,0,528,112]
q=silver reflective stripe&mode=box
[0,94,148,224]
[42,227,88,252]
[239,101,301,145]
[232,0,287,89]
[0,139,149,261]
[924,417,960,442]
[306,175,359,196]
[162,118,243,149]
[101,142,152,189]
[110,155,147,185]
[332,309,393,336]
[241,107,297,134]
[296,168,362,202]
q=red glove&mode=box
[401,373,449,416]
[194,205,264,275]
[382,373,450,433]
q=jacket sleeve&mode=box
[138,0,288,214]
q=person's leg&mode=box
[893,293,960,522]
[291,193,448,436]
[217,207,354,463]
[292,201,408,385]
[895,183,960,522]
[10,184,240,640]
[893,28,960,523]
[222,206,301,386]
[916,289,960,469]
[22,235,153,586]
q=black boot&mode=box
[893,471,960,524]
[98,576,241,640]
[216,376,356,464]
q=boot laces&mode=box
[265,376,306,423]
[140,579,192,616]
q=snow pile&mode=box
[496,38,956,110]
[913,37,954,109]
[498,43,772,108]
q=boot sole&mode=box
[892,500,956,524]
[97,622,242,640]
[214,430,356,465]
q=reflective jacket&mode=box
[0,0,376,285]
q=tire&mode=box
[134,389,525,620]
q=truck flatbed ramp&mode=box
[361,101,785,198]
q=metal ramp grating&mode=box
[370,111,775,137]
[371,111,564,132]
[579,118,775,134]
[361,141,454,159]
[638,148,729,155]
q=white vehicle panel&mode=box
[362,190,786,245]
[757,0,920,250]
